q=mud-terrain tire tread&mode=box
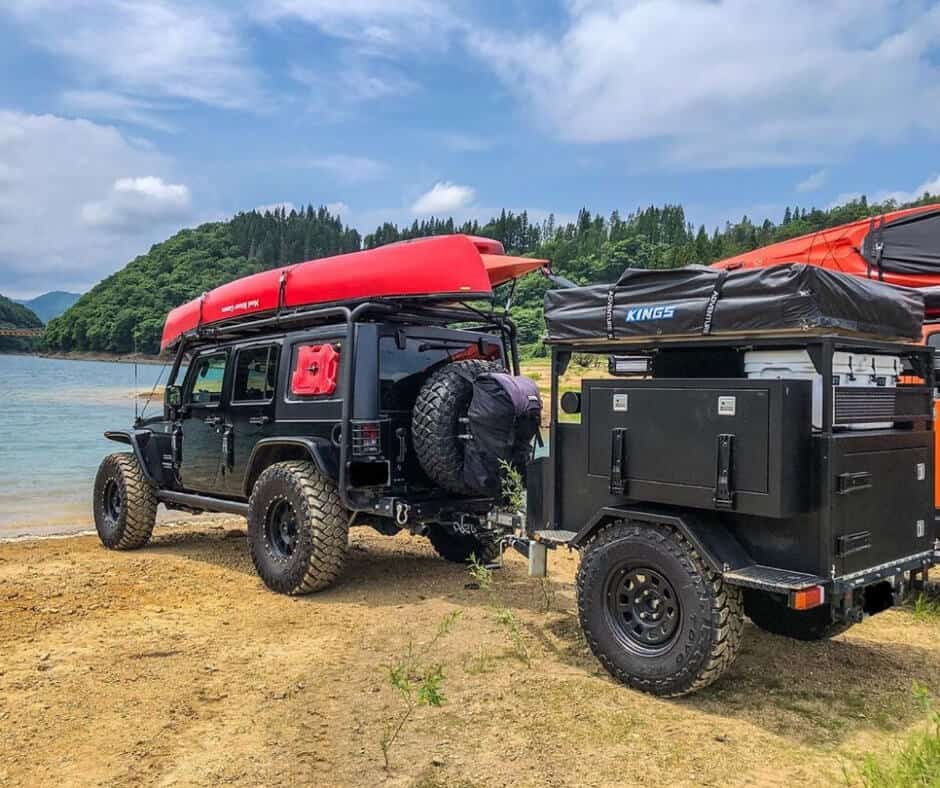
[743,589,853,641]
[247,460,348,595]
[577,521,744,697]
[427,526,500,564]
[412,359,503,493]
[93,452,157,550]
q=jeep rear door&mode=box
[223,343,280,495]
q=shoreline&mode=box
[38,350,170,365]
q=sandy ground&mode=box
[1,520,939,788]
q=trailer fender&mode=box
[243,437,338,496]
[570,506,753,575]
[104,429,159,484]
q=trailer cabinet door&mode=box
[829,432,933,577]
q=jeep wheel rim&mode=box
[103,479,123,526]
[605,565,680,654]
[266,499,298,559]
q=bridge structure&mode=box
[0,327,43,337]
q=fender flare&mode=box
[104,429,158,484]
[243,437,338,496]
[569,505,754,575]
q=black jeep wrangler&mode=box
[94,302,535,595]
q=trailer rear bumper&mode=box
[832,549,934,595]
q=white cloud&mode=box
[60,90,177,132]
[255,201,297,215]
[303,154,386,183]
[468,0,940,167]
[411,181,475,215]
[3,1,259,110]
[255,0,456,49]
[796,170,827,193]
[81,176,192,230]
[0,112,195,296]
[831,174,940,208]
[325,201,351,218]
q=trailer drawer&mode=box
[583,378,812,518]
[829,432,934,577]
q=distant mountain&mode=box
[0,293,42,353]
[15,291,81,324]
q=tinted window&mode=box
[379,336,502,410]
[232,346,279,402]
[288,339,343,400]
[927,332,940,349]
[187,352,227,405]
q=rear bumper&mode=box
[832,549,934,595]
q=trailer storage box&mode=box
[584,378,813,518]
[544,263,924,344]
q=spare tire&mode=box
[412,359,502,493]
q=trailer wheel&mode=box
[743,589,852,641]
[93,453,157,550]
[248,461,348,595]
[427,525,500,564]
[577,522,744,697]
[412,359,503,493]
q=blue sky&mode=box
[1,0,939,298]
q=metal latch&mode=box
[713,434,735,509]
[609,428,628,495]
[836,472,872,494]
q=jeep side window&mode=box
[232,345,280,403]
[186,352,227,405]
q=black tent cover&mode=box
[544,263,924,344]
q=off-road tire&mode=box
[427,525,500,564]
[743,589,853,641]
[247,461,348,595]
[577,522,744,697]
[412,359,503,493]
[93,452,157,550]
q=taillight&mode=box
[351,422,382,457]
[790,586,826,610]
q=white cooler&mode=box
[744,350,900,430]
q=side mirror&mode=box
[165,384,182,410]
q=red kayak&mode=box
[161,234,546,350]
[711,204,940,290]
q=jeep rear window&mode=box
[287,339,343,400]
[379,336,502,410]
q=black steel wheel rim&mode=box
[265,499,298,559]
[605,564,680,654]
[103,478,123,526]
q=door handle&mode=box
[248,415,271,426]
[204,415,222,427]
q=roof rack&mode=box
[176,297,512,348]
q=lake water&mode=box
[0,354,170,537]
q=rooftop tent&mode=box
[711,204,940,289]
[543,263,924,344]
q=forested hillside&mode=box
[0,294,42,353]
[42,207,361,354]
[42,193,937,356]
